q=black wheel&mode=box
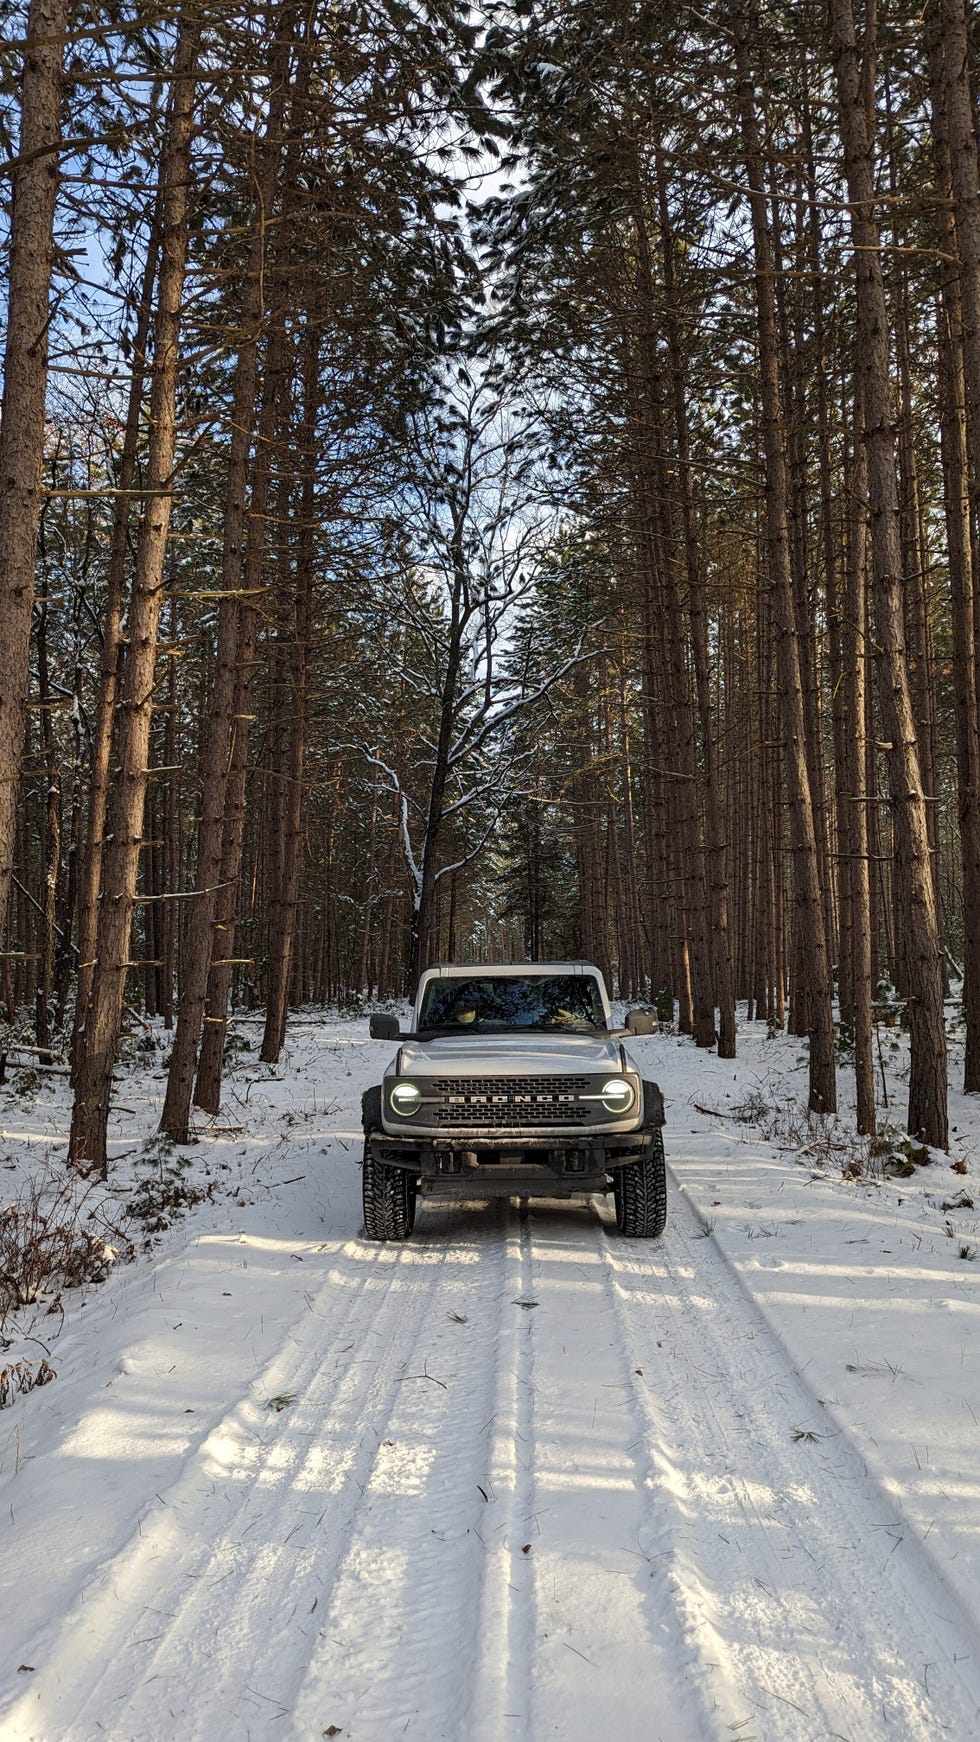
[614,1127,667,1238]
[362,1139,417,1240]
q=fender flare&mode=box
[641,1079,666,1128]
[362,1084,383,1134]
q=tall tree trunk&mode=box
[803,82,844,1020]
[929,0,980,1089]
[69,17,200,1171]
[571,668,609,988]
[161,18,293,1137]
[655,147,736,1056]
[407,496,470,994]
[616,664,644,1000]
[884,77,947,997]
[732,2,836,1114]
[830,0,947,1146]
[625,206,716,1045]
[72,205,162,1076]
[640,653,672,1002]
[772,151,834,1028]
[0,0,70,977]
[160,598,179,1028]
[193,324,286,1111]
[33,551,60,1059]
[261,330,318,1061]
[842,409,876,1135]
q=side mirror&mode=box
[369,1014,401,1040]
[625,1010,657,1035]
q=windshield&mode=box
[417,974,607,1034]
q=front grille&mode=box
[428,1075,593,1128]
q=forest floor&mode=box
[2,1010,980,1741]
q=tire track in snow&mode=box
[2,1219,505,1742]
[8,1177,980,1742]
[286,1204,514,1741]
[501,1202,721,1742]
[466,1202,538,1742]
[7,1230,422,1740]
[598,1181,980,1742]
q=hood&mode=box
[393,1031,624,1077]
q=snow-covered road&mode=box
[3,1019,980,1740]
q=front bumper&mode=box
[367,1127,659,1199]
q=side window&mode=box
[584,977,607,1026]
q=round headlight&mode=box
[601,1077,635,1114]
[390,1081,421,1117]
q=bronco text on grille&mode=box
[429,1075,593,1126]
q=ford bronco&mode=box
[362,962,666,1240]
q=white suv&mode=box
[362,962,666,1240]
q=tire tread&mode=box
[615,1127,667,1238]
[362,1139,416,1240]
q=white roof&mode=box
[421,962,600,978]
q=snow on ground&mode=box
[1,1009,980,1741]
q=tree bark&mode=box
[842,409,876,1135]
[69,16,200,1171]
[630,225,716,1042]
[161,15,294,1136]
[33,536,60,1060]
[72,206,162,1076]
[407,498,468,993]
[0,0,70,976]
[655,147,736,1055]
[261,329,318,1060]
[193,321,286,1111]
[732,2,836,1114]
[928,0,980,1089]
[830,0,947,1146]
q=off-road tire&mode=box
[614,1127,667,1238]
[362,1140,417,1240]
[361,1085,416,1240]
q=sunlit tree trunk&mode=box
[73,208,162,1075]
[69,17,201,1171]
[161,16,293,1136]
